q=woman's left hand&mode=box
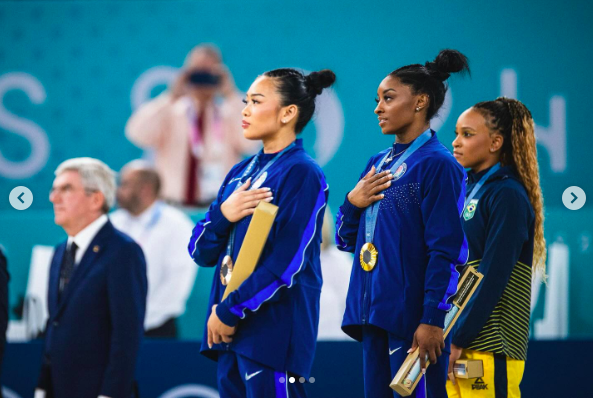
[207,304,237,348]
[447,343,464,385]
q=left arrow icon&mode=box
[9,186,33,210]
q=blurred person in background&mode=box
[0,247,8,398]
[126,44,258,207]
[111,160,197,338]
[318,209,352,341]
[36,158,147,398]
[448,98,546,398]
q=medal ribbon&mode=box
[462,163,501,214]
[364,129,433,244]
[225,142,296,257]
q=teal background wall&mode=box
[1,0,592,339]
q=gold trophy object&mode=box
[222,201,278,300]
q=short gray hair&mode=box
[55,158,116,214]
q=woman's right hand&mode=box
[220,178,273,222]
[347,166,393,208]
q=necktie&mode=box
[185,110,204,205]
[59,242,78,301]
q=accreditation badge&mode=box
[220,255,234,286]
[463,199,479,221]
[360,242,378,271]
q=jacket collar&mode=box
[50,221,115,319]
[468,164,519,185]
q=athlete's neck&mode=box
[395,123,430,144]
[471,157,500,174]
[262,130,297,154]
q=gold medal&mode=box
[220,255,234,286]
[360,242,378,271]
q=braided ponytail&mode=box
[473,97,547,279]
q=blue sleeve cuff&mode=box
[209,204,233,235]
[341,194,364,220]
[420,305,447,328]
[216,300,240,327]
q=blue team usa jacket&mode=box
[336,131,468,343]
[188,139,328,378]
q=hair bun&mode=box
[305,69,336,96]
[426,49,470,81]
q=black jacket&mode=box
[452,165,535,360]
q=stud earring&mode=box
[416,107,421,112]
[282,120,287,124]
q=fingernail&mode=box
[407,349,412,353]
[381,194,385,198]
[266,187,271,191]
[422,368,426,375]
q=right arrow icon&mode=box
[571,192,578,204]
[563,186,586,210]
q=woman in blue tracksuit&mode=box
[447,98,546,398]
[188,68,334,398]
[336,49,470,398]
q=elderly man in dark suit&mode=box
[35,158,147,398]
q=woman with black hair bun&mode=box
[189,68,334,397]
[336,49,470,397]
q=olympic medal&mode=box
[360,242,378,271]
[220,255,234,286]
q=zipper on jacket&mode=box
[361,271,371,324]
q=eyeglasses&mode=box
[49,184,98,196]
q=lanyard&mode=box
[364,129,432,244]
[463,163,501,211]
[225,142,296,256]
[120,202,163,247]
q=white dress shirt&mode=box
[318,246,353,341]
[110,201,197,330]
[67,214,109,265]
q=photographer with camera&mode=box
[126,44,257,207]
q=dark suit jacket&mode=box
[37,221,147,398]
[0,247,8,398]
